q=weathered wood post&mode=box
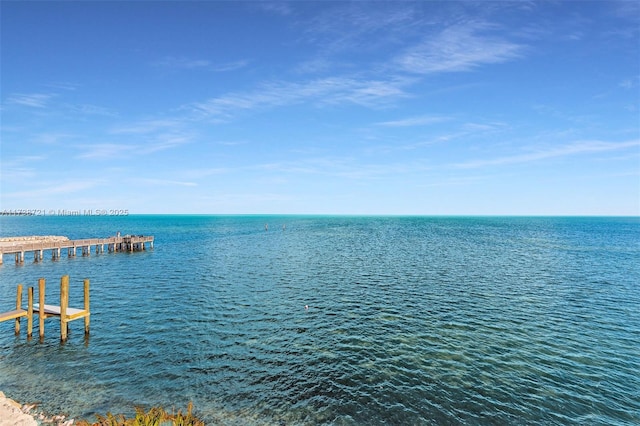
[27,286,33,338]
[15,284,23,335]
[38,278,45,339]
[84,278,90,335]
[60,275,69,341]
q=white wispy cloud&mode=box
[210,60,250,72]
[619,76,639,89]
[4,180,104,198]
[417,175,488,188]
[455,140,640,169]
[30,133,76,145]
[300,2,416,55]
[0,155,47,181]
[6,91,116,117]
[255,156,430,181]
[132,178,197,187]
[182,161,335,184]
[294,57,335,75]
[365,120,507,154]
[7,93,55,108]
[107,119,193,155]
[75,132,192,159]
[110,119,183,134]
[256,2,293,16]
[75,143,137,160]
[66,103,118,117]
[1,155,47,165]
[396,23,523,74]
[190,76,410,120]
[141,134,193,154]
[375,115,451,127]
[184,168,232,180]
[290,3,418,80]
[45,82,78,91]
[155,56,212,69]
[154,56,248,72]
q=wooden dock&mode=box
[0,234,154,265]
[0,276,89,341]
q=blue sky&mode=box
[1,1,639,215]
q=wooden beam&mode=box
[60,275,69,341]
[39,278,45,339]
[15,284,23,334]
[27,287,33,338]
[84,278,90,335]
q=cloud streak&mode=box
[7,93,55,108]
[396,23,523,74]
[155,56,248,72]
[133,178,197,187]
[375,115,451,127]
[110,119,184,135]
[190,76,411,120]
[75,143,137,160]
[455,140,640,169]
[3,180,104,199]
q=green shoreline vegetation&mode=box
[75,403,205,426]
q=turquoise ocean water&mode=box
[0,215,638,425]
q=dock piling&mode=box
[15,284,23,335]
[0,284,32,335]
[84,278,90,334]
[31,275,90,342]
[27,287,33,337]
[38,278,45,339]
[60,275,69,341]
[3,275,94,341]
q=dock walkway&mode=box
[0,235,154,264]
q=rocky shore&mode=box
[0,392,37,426]
[0,392,75,426]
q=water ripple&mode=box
[1,216,639,425]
